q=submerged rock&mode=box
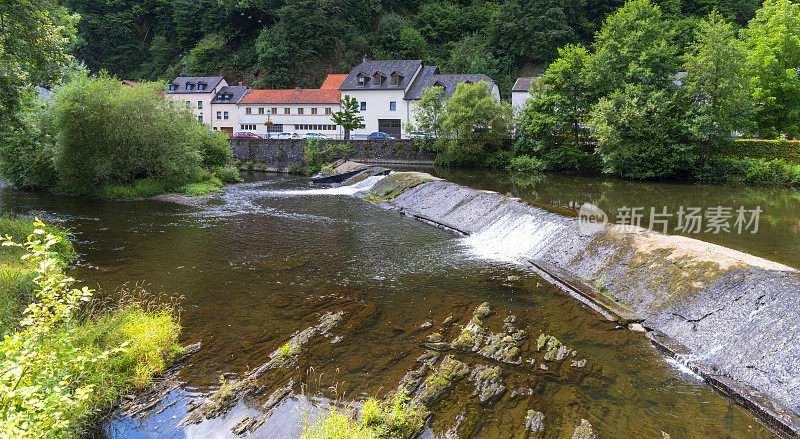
[399,365,429,394]
[414,355,470,404]
[473,302,491,318]
[537,333,576,362]
[451,317,484,351]
[478,332,522,364]
[417,350,440,366]
[525,410,545,433]
[572,419,597,439]
[468,364,505,402]
[428,332,444,342]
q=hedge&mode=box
[727,139,800,164]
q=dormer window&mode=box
[357,74,367,86]
[373,73,383,86]
[390,72,400,86]
[433,81,445,90]
[169,84,177,91]
[225,94,232,100]
[186,83,195,91]
[198,83,207,91]
[216,94,223,100]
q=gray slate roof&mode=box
[211,85,249,103]
[339,59,423,90]
[167,76,225,93]
[405,69,496,100]
[512,77,538,92]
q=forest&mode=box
[64,0,762,94]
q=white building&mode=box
[339,58,500,138]
[237,74,346,138]
[209,85,249,135]
[511,77,539,112]
[165,76,228,125]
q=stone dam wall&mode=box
[362,175,800,437]
[230,138,435,171]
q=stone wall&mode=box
[231,138,435,171]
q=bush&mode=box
[726,139,800,164]
[199,130,234,169]
[692,156,800,185]
[510,154,545,172]
[212,164,242,183]
[302,139,353,175]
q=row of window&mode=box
[245,107,332,115]
[241,124,258,130]
[357,73,401,86]
[294,124,338,131]
[171,83,207,91]
[358,102,396,111]
[216,111,229,120]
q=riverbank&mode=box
[0,216,184,438]
[358,171,800,437]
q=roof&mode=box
[121,79,140,87]
[339,59,423,90]
[239,88,341,105]
[405,69,496,100]
[167,76,225,93]
[512,77,537,92]
[320,74,348,90]
[211,85,249,104]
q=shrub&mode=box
[726,139,800,164]
[198,130,234,169]
[510,154,545,173]
[692,156,800,185]
[212,164,242,183]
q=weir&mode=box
[356,172,800,437]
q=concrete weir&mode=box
[358,172,800,437]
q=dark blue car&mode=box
[367,131,396,140]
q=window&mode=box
[360,102,366,111]
[357,75,366,86]
[311,108,317,115]
[198,83,206,91]
[257,107,263,115]
[224,111,229,120]
[267,124,283,132]
[298,107,304,115]
[216,111,222,119]
[169,84,177,91]
[325,108,331,115]
[271,108,277,114]
[198,101,203,109]
[295,125,300,130]
[186,83,194,91]
[390,101,396,111]
[284,108,290,114]
[373,73,382,85]
[391,73,399,85]
[246,107,252,115]
[198,115,203,123]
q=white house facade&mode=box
[237,89,342,138]
[166,76,228,126]
[209,85,248,134]
[339,58,500,138]
[511,77,538,112]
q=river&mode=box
[0,172,786,438]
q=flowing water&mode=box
[0,173,784,438]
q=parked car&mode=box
[367,131,396,140]
[274,132,301,139]
[304,132,331,139]
[232,132,261,139]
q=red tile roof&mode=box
[239,88,341,104]
[320,74,348,90]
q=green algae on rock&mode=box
[572,419,597,439]
[414,355,470,404]
[468,364,505,402]
[537,333,576,362]
[525,410,545,434]
[451,317,485,351]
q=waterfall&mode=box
[460,211,571,263]
[264,175,384,197]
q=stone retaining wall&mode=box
[231,138,435,171]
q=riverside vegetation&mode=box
[0,217,182,438]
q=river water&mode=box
[0,173,785,438]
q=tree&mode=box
[0,0,76,125]
[588,83,694,178]
[409,86,445,138]
[436,81,514,166]
[683,11,751,162]
[585,0,678,97]
[743,0,800,138]
[515,44,594,170]
[331,95,364,140]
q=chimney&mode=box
[295,86,301,93]
[238,82,243,86]
[362,55,368,64]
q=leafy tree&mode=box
[182,34,227,75]
[589,83,694,178]
[683,11,751,162]
[436,81,514,166]
[743,0,800,138]
[0,0,76,124]
[332,95,364,140]
[409,86,446,137]
[515,44,595,171]
[585,0,678,97]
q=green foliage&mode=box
[182,34,227,76]
[726,139,800,163]
[683,11,752,161]
[303,139,354,175]
[510,155,545,172]
[0,94,58,190]
[694,156,800,184]
[331,96,364,140]
[0,228,181,438]
[408,86,445,137]
[743,0,800,138]
[435,82,514,167]
[588,83,694,178]
[0,0,77,125]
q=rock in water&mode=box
[468,364,505,402]
[414,355,469,404]
[525,410,545,433]
[572,419,596,439]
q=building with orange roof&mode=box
[236,74,344,138]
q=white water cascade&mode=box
[264,175,385,197]
[460,211,570,263]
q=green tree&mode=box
[585,0,678,97]
[683,11,751,162]
[743,0,800,138]
[182,33,227,75]
[409,86,446,137]
[331,95,364,140]
[589,83,694,178]
[436,81,514,166]
[515,44,594,171]
[0,0,77,125]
